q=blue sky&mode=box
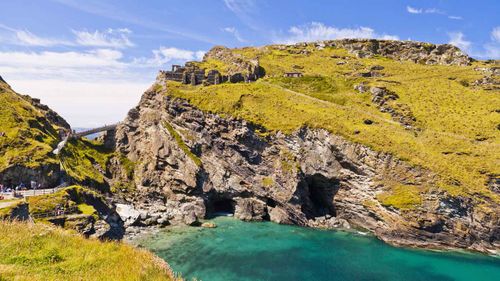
[0,0,499,126]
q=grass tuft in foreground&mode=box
[0,221,181,281]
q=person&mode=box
[0,183,4,193]
[31,180,37,190]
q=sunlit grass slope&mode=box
[163,43,500,207]
[0,80,59,171]
[0,221,180,281]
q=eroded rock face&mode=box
[111,85,499,254]
[321,39,471,66]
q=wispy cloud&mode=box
[54,0,217,44]
[223,27,246,42]
[445,27,500,60]
[224,0,255,14]
[491,26,500,43]
[0,24,134,48]
[406,6,444,15]
[406,5,461,20]
[73,28,134,49]
[0,23,73,46]
[274,22,399,44]
[137,47,205,67]
[406,6,423,14]
[15,30,72,47]
[0,45,206,81]
[223,0,262,32]
[448,32,471,52]
[0,44,206,127]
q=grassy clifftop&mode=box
[0,80,61,171]
[0,221,179,281]
[163,41,500,208]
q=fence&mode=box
[30,206,79,219]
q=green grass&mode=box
[0,81,59,171]
[196,58,230,75]
[59,139,114,188]
[262,177,274,188]
[76,203,96,216]
[162,44,500,208]
[377,184,424,210]
[162,121,202,167]
[0,221,180,281]
[26,186,104,218]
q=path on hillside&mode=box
[261,81,402,127]
[0,200,18,209]
[262,81,499,147]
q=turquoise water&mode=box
[139,216,500,281]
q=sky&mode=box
[0,0,499,127]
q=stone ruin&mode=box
[160,61,261,86]
[159,45,265,86]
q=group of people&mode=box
[0,180,42,193]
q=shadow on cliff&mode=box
[294,173,341,219]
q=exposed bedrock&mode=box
[111,86,499,254]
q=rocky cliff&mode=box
[0,78,69,188]
[111,82,498,253]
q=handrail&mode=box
[31,206,79,219]
[70,123,119,139]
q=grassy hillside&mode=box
[0,221,180,281]
[0,78,116,190]
[163,42,500,208]
[0,80,60,170]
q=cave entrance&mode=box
[302,174,340,219]
[212,198,235,215]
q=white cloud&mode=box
[445,28,500,60]
[0,49,124,69]
[73,28,134,48]
[223,0,261,31]
[406,6,422,14]
[448,32,471,52]
[224,0,255,14]
[275,22,399,44]
[8,79,149,127]
[223,27,246,42]
[139,47,205,67]
[0,24,134,48]
[423,8,444,14]
[0,44,206,127]
[491,26,500,42]
[407,6,458,18]
[15,30,72,47]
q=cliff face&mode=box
[113,86,498,253]
[0,79,69,188]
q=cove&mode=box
[137,216,500,281]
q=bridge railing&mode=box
[70,123,119,139]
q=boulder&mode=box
[116,204,141,227]
[201,222,217,228]
[269,207,293,225]
[234,198,267,221]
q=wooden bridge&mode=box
[70,123,119,139]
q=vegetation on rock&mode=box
[0,80,60,171]
[163,42,500,208]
